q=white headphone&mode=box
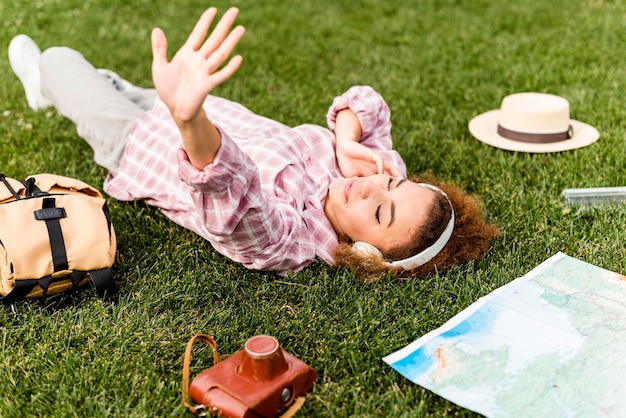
[351,183,455,270]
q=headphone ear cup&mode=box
[352,241,384,259]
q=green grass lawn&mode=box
[2,0,626,416]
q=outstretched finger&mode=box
[200,7,240,57]
[207,54,244,87]
[185,7,218,51]
[151,27,169,69]
[204,25,245,73]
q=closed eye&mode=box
[388,179,406,227]
[375,204,381,223]
[394,178,407,190]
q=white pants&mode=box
[39,47,157,174]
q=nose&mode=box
[359,179,384,199]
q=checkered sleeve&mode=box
[177,132,316,273]
[326,86,406,177]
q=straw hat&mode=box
[468,92,599,152]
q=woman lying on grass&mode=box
[9,7,498,280]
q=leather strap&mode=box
[280,397,306,418]
[497,124,573,143]
[182,333,221,415]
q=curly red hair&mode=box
[332,175,499,281]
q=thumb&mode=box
[151,27,169,68]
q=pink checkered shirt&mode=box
[104,86,406,274]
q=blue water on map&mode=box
[391,302,499,380]
[391,344,435,378]
[440,304,496,339]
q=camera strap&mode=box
[278,396,306,418]
[182,333,221,415]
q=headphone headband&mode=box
[352,183,455,270]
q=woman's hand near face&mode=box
[151,7,245,168]
[334,109,402,178]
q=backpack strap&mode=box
[70,269,116,298]
[0,279,40,304]
[34,197,69,272]
[23,177,47,197]
[0,173,21,200]
[102,201,113,237]
[0,269,117,304]
[0,276,54,304]
[87,268,117,298]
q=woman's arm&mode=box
[334,108,362,144]
[151,7,245,169]
[334,108,403,178]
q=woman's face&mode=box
[324,175,436,254]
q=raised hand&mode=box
[151,7,245,124]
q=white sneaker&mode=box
[96,68,138,93]
[8,34,52,111]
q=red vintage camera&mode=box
[182,334,317,417]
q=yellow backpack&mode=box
[0,173,117,303]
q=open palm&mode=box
[151,7,245,123]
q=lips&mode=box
[344,179,354,203]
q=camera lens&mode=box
[238,335,289,381]
[280,387,293,403]
[244,335,280,357]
